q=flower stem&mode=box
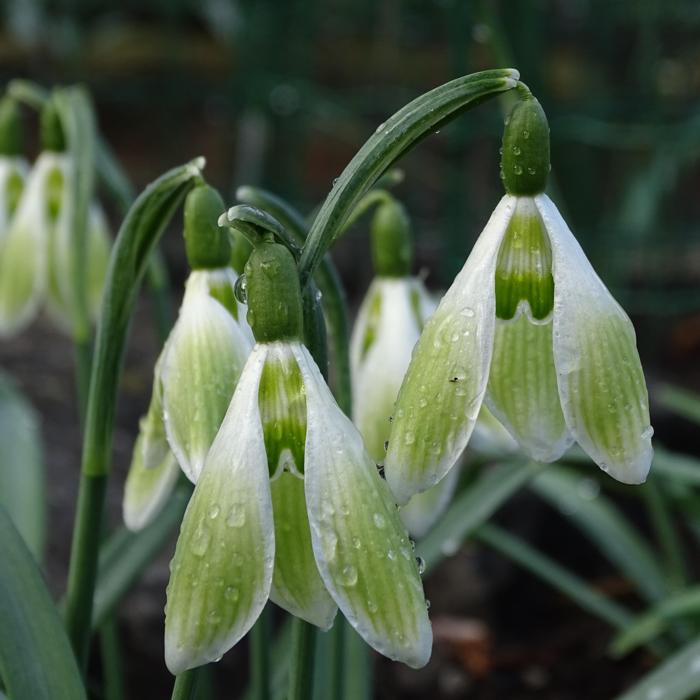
[327,617,346,699]
[288,618,317,700]
[250,606,271,700]
[171,669,201,700]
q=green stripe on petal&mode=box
[259,341,307,478]
[384,195,516,504]
[165,344,274,674]
[536,194,653,483]
[269,471,337,628]
[350,278,430,463]
[400,465,460,538]
[294,344,432,668]
[0,157,27,238]
[486,314,572,462]
[162,271,252,482]
[0,154,59,335]
[123,432,179,531]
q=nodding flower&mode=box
[164,235,431,674]
[384,92,653,506]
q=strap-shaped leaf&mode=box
[0,507,86,699]
[298,69,519,285]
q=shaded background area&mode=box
[1,0,699,697]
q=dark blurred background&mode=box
[1,0,699,697]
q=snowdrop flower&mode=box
[0,99,110,336]
[385,92,653,505]
[123,185,252,529]
[165,234,431,674]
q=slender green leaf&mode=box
[298,69,519,285]
[656,384,700,425]
[92,483,191,629]
[611,587,700,657]
[0,373,45,560]
[0,507,86,699]
[476,523,634,631]
[530,466,667,602]
[615,637,700,700]
[652,447,700,487]
[419,460,542,572]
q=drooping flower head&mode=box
[385,90,653,505]
[123,185,253,530]
[0,97,110,335]
[165,213,431,674]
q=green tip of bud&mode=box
[184,185,231,269]
[371,198,413,277]
[40,99,66,153]
[500,91,550,196]
[0,97,23,156]
[245,240,304,342]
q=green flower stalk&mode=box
[0,98,110,336]
[385,89,653,505]
[122,185,253,530]
[165,232,431,674]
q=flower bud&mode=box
[184,185,230,269]
[370,198,412,277]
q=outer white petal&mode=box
[385,195,516,504]
[202,267,255,345]
[535,194,653,483]
[350,278,426,462]
[0,153,62,335]
[294,344,432,668]
[165,344,274,674]
[399,464,460,538]
[162,271,252,482]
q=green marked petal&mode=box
[350,278,431,462]
[165,345,274,673]
[123,432,179,531]
[204,267,255,345]
[270,472,337,628]
[139,354,171,469]
[0,154,60,335]
[0,157,27,239]
[385,196,516,504]
[400,465,460,538]
[536,194,653,483]
[295,344,432,668]
[486,314,572,462]
[162,271,252,482]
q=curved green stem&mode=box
[298,68,519,286]
[250,607,271,700]
[234,186,352,413]
[171,669,201,700]
[64,160,203,670]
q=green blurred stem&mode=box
[642,480,687,590]
[171,669,201,700]
[288,619,317,700]
[327,617,346,699]
[100,618,126,700]
[250,606,271,700]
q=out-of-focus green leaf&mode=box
[419,461,543,572]
[0,507,86,699]
[530,466,667,602]
[0,373,45,560]
[652,447,700,487]
[656,384,700,425]
[610,588,700,657]
[615,637,700,700]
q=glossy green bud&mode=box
[0,97,23,156]
[500,94,549,196]
[245,240,304,342]
[184,185,230,269]
[370,198,412,277]
[40,99,65,153]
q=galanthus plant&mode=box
[164,212,431,673]
[0,97,110,336]
[123,184,253,530]
[384,87,653,505]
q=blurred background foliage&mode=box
[1,1,700,698]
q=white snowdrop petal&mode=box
[295,344,432,668]
[165,345,274,674]
[384,195,516,504]
[536,194,653,483]
[162,271,251,482]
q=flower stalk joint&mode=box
[371,196,413,277]
[0,96,23,156]
[183,184,231,270]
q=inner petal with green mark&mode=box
[495,197,553,321]
[258,342,307,478]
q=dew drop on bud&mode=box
[234,274,248,303]
[415,556,426,575]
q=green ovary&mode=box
[495,197,553,321]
